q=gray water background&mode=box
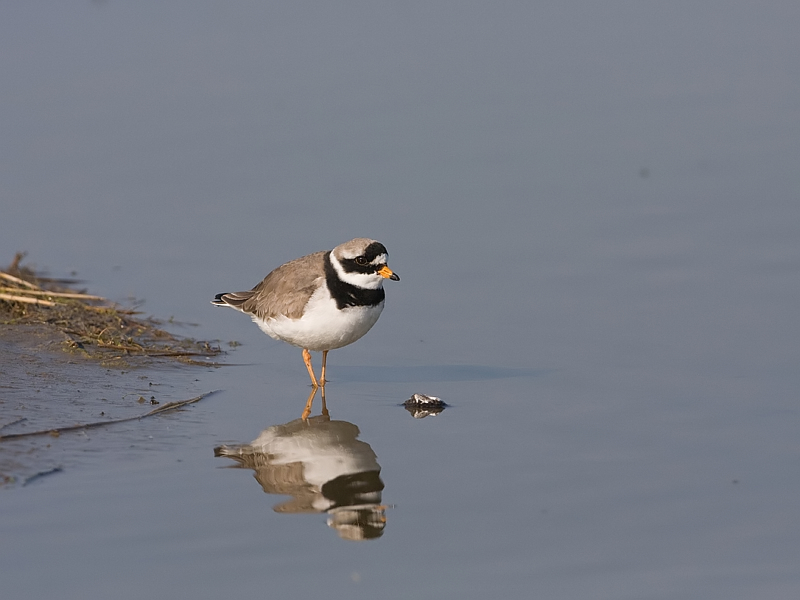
[1,2,799,598]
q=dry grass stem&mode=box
[0,293,56,306]
[0,286,107,301]
[0,271,40,289]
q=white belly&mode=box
[252,286,385,351]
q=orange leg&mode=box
[320,350,329,387]
[301,386,318,421]
[302,348,319,388]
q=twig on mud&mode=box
[22,467,63,487]
[0,271,40,289]
[0,292,56,306]
[0,287,107,301]
[0,418,28,433]
[0,391,219,442]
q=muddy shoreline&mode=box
[0,258,223,487]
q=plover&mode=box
[212,238,399,388]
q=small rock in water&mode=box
[405,393,445,406]
[402,393,447,418]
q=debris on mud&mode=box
[1,252,222,366]
[0,391,217,443]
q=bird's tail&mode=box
[211,291,255,310]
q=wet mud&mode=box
[0,257,221,487]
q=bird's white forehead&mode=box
[369,253,387,265]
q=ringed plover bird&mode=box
[212,238,399,388]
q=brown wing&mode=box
[237,250,326,320]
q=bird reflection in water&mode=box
[214,388,386,541]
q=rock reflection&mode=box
[214,393,386,541]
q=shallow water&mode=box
[2,2,800,598]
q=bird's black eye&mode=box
[355,256,368,266]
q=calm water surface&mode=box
[2,2,799,599]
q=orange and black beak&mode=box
[378,265,400,281]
